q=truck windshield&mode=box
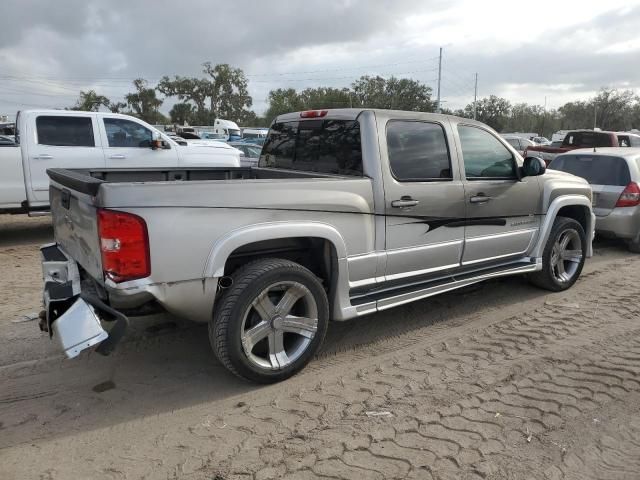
[550,155,630,186]
[260,119,362,176]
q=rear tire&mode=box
[210,258,329,383]
[529,217,586,292]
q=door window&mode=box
[386,121,451,181]
[104,118,152,148]
[458,125,516,179]
[36,116,95,147]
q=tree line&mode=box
[70,62,640,135]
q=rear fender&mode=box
[202,221,357,321]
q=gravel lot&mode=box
[1,214,639,480]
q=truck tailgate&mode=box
[50,185,103,281]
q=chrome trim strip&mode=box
[376,263,538,312]
[385,262,460,281]
[385,239,463,255]
[464,228,537,242]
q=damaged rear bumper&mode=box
[41,243,128,358]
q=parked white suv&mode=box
[0,110,241,214]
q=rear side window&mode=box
[387,121,451,181]
[36,116,95,147]
[563,132,611,148]
[550,155,631,186]
[260,120,362,175]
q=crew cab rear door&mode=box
[382,118,466,281]
[27,113,105,203]
[454,124,541,266]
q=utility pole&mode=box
[593,104,597,129]
[542,96,547,137]
[473,72,478,120]
[436,47,442,113]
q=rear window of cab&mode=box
[260,120,363,176]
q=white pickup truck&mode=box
[0,110,241,214]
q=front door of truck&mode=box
[455,124,542,266]
[100,117,179,168]
[383,119,466,282]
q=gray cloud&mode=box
[0,1,638,117]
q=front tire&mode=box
[210,258,329,383]
[529,217,586,291]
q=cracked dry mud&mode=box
[1,214,639,480]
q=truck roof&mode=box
[18,109,146,120]
[274,108,490,128]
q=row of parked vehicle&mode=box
[502,129,640,252]
[1,106,637,383]
[0,110,269,214]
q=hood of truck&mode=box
[177,142,241,167]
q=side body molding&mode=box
[530,195,595,259]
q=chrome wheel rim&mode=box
[551,229,583,283]
[240,281,318,370]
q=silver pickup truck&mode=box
[41,109,595,383]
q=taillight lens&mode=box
[97,209,150,283]
[615,182,640,207]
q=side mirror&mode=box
[151,131,163,150]
[522,156,546,177]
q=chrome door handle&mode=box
[109,154,126,159]
[391,197,419,208]
[469,194,491,204]
[34,154,53,160]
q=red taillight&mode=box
[615,182,640,207]
[300,110,328,118]
[97,209,150,283]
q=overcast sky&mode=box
[1,0,639,120]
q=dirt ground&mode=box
[1,214,640,480]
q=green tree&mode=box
[169,102,196,125]
[158,63,253,124]
[71,90,110,111]
[125,78,164,124]
[263,88,305,122]
[108,101,127,113]
[351,75,436,111]
[464,95,511,131]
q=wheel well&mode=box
[557,205,589,233]
[224,237,338,296]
